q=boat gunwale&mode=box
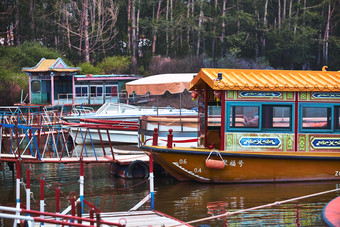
[141,145,340,160]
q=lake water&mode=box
[1,145,339,226]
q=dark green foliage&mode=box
[0,42,62,105]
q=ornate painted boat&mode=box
[141,67,340,183]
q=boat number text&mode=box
[179,159,187,165]
[194,168,202,173]
[335,171,340,176]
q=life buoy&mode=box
[205,159,225,169]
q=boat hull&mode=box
[142,146,340,183]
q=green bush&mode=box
[97,56,131,74]
[77,62,101,75]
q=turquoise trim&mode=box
[299,103,335,134]
[226,101,294,133]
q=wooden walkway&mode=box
[0,153,149,164]
[35,210,191,227]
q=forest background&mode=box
[1,0,340,104]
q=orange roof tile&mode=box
[189,68,340,92]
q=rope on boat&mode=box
[181,187,340,226]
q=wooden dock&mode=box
[0,152,148,164]
[34,210,191,227]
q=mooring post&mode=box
[149,153,154,210]
[167,129,173,148]
[80,160,84,214]
[70,195,76,223]
[77,201,82,224]
[39,174,45,226]
[14,160,21,227]
[89,208,95,226]
[55,183,60,224]
[26,166,31,214]
[152,128,158,146]
[96,213,101,227]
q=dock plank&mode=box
[35,210,190,227]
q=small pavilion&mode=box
[23,58,142,106]
[22,58,80,105]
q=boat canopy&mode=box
[189,67,340,92]
[126,73,196,95]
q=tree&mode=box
[57,0,119,62]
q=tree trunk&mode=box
[65,3,71,49]
[196,0,203,56]
[166,0,169,57]
[152,0,162,56]
[84,0,90,62]
[221,0,226,56]
[283,0,286,20]
[131,0,137,73]
[14,0,20,45]
[323,2,331,66]
[186,0,190,46]
[127,0,131,53]
[288,0,292,28]
[211,0,218,59]
[278,0,281,30]
[262,0,268,54]
[30,0,35,40]
[294,0,301,34]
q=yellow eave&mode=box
[189,68,340,92]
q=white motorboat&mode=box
[63,102,197,123]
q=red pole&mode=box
[294,91,299,152]
[71,197,76,219]
[106,129,115,160]
[55,184,60,213]
[39,174,45,225]
[152,128,158,146]
[97,127,106,156]
[167,129,173,148]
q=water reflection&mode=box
[1,154,340,226]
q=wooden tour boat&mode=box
[141,67,340,183]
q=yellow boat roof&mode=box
[189,68,340,92]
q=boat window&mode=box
[229,106,259,128]
[208,104,221,129]
[31,80,41,93]
[262,105,291,129]
[302,107,331,129]
[335,106,340,129]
